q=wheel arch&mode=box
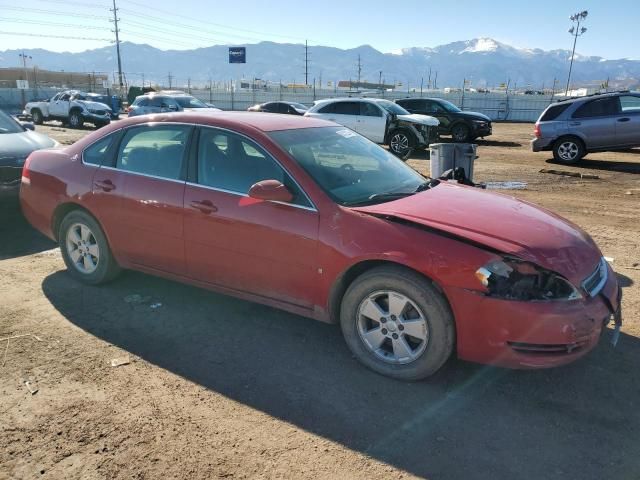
[52,202,102,242]
[555,134,586,150]
[327,259,455,327]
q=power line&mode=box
[0,30,111,41]
[25,0,111,9]
[0,17,111,31]
[120,19,233,45]
[1,6,108,20]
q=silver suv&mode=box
[531,91,640,163]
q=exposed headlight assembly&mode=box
[475,258,582,301]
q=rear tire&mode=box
[31,109,43,125]
[552,136,584,164]
[59,210,121,285]
[340,265,455,381]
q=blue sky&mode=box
[0,0,637,59]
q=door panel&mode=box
[358,103,386,143]
[570,97,618,148]
[615,96,640,146]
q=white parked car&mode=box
[24,90,112,129]
[304,98,439,158]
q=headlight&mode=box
[475,258,582,301]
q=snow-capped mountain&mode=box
[0,38,637,89]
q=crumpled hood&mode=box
[353,182,601,285]
[79,100,112,112]
[0,130,57,162]
[397,113,440,127]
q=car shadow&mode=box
[41,270,640,480]
[616,272,634,288]
[438,137,522,148]
[545,158,640,174]
[0,202,56,260]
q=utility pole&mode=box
[110,0,124,94]
[378,70,383,91]
[434,71,438,90]
[565,10,588,96]
[427,67,432,89]
[304,40,309,86]
[187,77,191,94]
[420,77,424,96]
[18,51,31,107]
[168,72,173,89]
[356,54,362,86]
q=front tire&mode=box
[340,265,455,381]
[388,129,415,160]
[451,123,471,142]
[68,110,84,129]
[552,136,584,164]
[31,109,43,125]
[59,210,120,285]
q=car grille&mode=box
[581,258,607,297]
[508,340,588,355]
[89,109,107,115]
[0,165,22,184]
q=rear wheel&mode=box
[340,265,455,380]
[552,136,584,164]
[68,110,84,129]
[451,123,471,142]
[59,210,120,285]
[31,109,43,125]
[388,129,415,160]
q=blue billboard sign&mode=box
[229,47,246,64]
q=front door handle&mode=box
[94,179,115,192]
[617,117,631,122]
[189,200,217,214]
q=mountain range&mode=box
[1,38,638,89]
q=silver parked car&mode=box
[127,92,221,117]
[531,91,640,163]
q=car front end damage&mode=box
[450,256,621,368]
[394,116,439,148]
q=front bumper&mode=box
[448,263,621,369]
[472,123,492,137]
[0,166,22,199]
[82,112,111,124]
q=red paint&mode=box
[20,112,620,370]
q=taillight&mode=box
[126,106,133,112]
[534,123,541,138]
[21,154,32,183]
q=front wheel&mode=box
[59,210,121,285]
[68,111,84,129]
[388,130,415,160]
[31,109,43,125]
[340,265,455,380]
[451,123,471,142]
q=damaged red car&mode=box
[20,112,622,380]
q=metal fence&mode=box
[1,86,561,121]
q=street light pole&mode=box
[565,10,588,96]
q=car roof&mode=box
[554,90,637,104]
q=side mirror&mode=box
[21,122,35,131]
[248,180,293,203]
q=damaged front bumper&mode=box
[448,264,622,369]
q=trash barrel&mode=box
[430,143,478,181]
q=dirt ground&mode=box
[1,121,639,480]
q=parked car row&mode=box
[128,91,221,117]
[18,111,622,380]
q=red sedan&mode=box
[20,112,622,380]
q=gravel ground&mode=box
[1,121,639,480]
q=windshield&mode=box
[439,99,462,112]
[374,100,410,115]
[70,92,89,101]
[175,96,208,108]
[269,126,427,206]
[0,110,24,134]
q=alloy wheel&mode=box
[558,141,579,161]
[390,133,410,154]
[65,222,100,274]
[357,290,429,364]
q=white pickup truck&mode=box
[24,90,112,129]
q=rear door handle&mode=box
[189,200,217,214]
[569,121,581,126]
[617,117,631,122]
[94,179,115,192]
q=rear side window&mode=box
[620,95,640,113]
[116,126,190,180]
[572,98,619,118]
[540,103,571,121]
[83,135,114,165]
[361,103,382,117]
[333,102,360,115]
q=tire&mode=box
[68,110,84,129]
[31,109,43,125]
[552,136,585,164]
[388,129,415,160]
[340,265,455,381]
[59,210,121,285]
[451,123,471,142]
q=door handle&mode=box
[617,117,631,122]
[328,118,336,121]
[569,121,581,126]
[189,200,217,214]
[94,179,115,192]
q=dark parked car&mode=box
[248,101,308,115]
[395,97,492,142]
[532,91,640,164]
[20,112,621,380]
[0,110,57,200]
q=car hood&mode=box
[352,182,601,285]
[0,130,57,163]
[457,111,491,122]
[79,100,112,112]
[397,113,439,127]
